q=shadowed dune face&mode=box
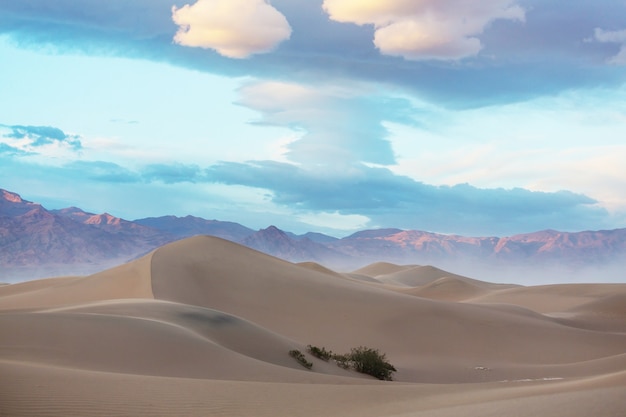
[0,253,154,311]
[1,235,625,416]
[0,299,360,382]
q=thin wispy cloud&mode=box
[593,28,626,65]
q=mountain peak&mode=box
[260,225,286,235]
[57,206,90,215]
[251,225,292,243]
[0,189,42,217]
[1,189,27,203]
[84,213,123,226]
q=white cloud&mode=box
[323,0,524,60]
[172,0,291,59]
[236,80,412,166]
[594,28,626,65]
[0,125,82,160]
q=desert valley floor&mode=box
[1,236,625,416]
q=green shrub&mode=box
[307,345,334,361]
[289,349,313,369]
[332,352,352,369]
[347,346,397,381]
[300,344,397,380]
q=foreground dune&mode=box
[1,236,625,416]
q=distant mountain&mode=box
[329,229,497,263]
[53,207,166,243]
[492,229,626,263]
[329,228,626,268]
[286,231,339,244]
[51,206,93,222]
[135,215,253,241]
[1,189,172,280]
[2,187,625,283]
[0,189,40,216]
[241,226,347,264]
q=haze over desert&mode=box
[1,236,625,416]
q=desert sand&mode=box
[1,235,625,416]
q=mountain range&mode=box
[1,188,625,283]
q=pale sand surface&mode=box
[1,236,625,416]
[1,361,625,417]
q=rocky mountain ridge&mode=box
[1,188,625,282]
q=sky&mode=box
[1,0,626,237]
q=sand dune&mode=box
[400,276,506,301]
[352,261,416,277]
[1,236,625,416]
[352,264,517,301]
[296,261,345,278]
[569,293,626,317]
[372,265,475,287]
[467,283,626,313]
[0,253,153,311]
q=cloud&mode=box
[0,124,82,151]
[205,160,607,235]
[65,160,139,183]
[593,28,626,65]
[0,0,179,56]
[142,163,204,184]
[172,0,291,58]
[0,142,618,236]
[236,80,416,165]
[64,161,207,185]
[2,1,626,107]
[322,0,525,60]
[0,142,29,156]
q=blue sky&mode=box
[1,0,626,237]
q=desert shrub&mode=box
[347,346,396,381]
[289,349,313,369]
[307,345,333,361]
[332,352,352,369]
[303,344,397,380]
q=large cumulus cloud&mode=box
[172,0,291,58]
[323,0,525,60]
